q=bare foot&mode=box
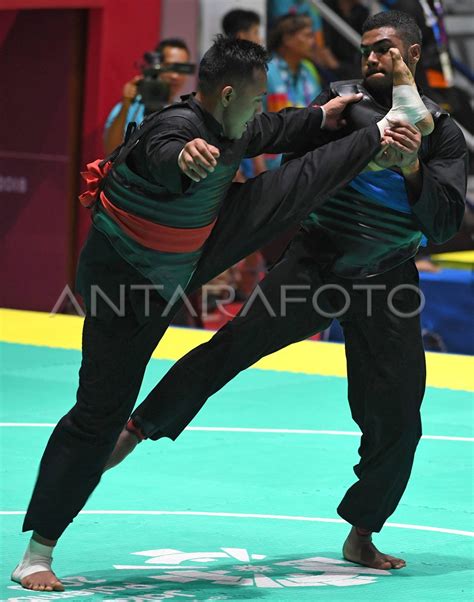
[390,47,415,87]
[104,427,140,471]
[390,47,434,136]
[12,535,64,591]
[343,527,406,570]
[16,570,65,592]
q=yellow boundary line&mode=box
[1,309,473,392]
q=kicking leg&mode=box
[378,48,434,136]
[131,240,335,441]
[186,125,382,292]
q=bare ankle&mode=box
[355,526,372,537]
[126,418,145,441]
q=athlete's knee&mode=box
[68,393,134,439]
[387,413,422,448]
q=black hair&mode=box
[267,13,313,53]
[155,37,190,56]
[198,35,269,95]
[362,10,422,46]
[222,9,261,37]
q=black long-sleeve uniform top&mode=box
[128,94,325,195]
[286,81,468,278]
[78,95,326,303]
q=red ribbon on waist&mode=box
[100,192,216,253]
[79,159,112,208]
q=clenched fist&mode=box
[178,138,221,182]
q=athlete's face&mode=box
[221,68,267,139]
[361,27,419,91]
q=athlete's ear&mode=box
[407,43,421,67]
[221,85,235,108]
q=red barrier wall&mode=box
[0,0,161,311]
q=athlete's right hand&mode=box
[178,138,220,182]
[122,75,142,102]
[321,93,363,130]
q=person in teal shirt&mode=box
[268,0,323,34]
[265,13,322,169]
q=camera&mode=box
[137,51,196,114]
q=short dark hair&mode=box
[362,10,422,46]
[267,13,313,53]
[222,9,261,37]
[155,37,190,56]
[198,35,269,95]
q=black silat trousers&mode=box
[23,125,380,540]
[132,233,426,533]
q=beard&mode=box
[363,71,393,92]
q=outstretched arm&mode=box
[244,92,362,158]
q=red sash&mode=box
[79,159,215,253]
[100,192,216,253]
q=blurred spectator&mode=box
[222,8,262,44]
[103,38,191,155]
[268,0,325,54]
[265,13,322,170]
[320,0,370,80]
[268,0,343,71]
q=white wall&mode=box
[160,0,200,95]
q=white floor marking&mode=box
[1,510,473,537]
[0,423,472,442]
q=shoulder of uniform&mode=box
[420,93,450,120]
[153,102,198,121]
[139,102,204,136]
[330,79,364,95]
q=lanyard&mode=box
[418,0,453,85]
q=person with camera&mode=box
[103,38,192,155]
[12,33,428,591]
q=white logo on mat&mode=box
[114,547,392,588]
